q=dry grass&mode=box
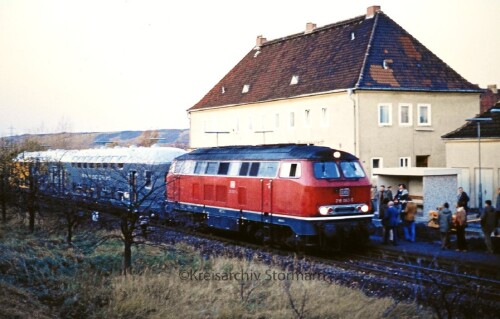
[98,253,431,319]
[0,216,431,319]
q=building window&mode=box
[416,155,429,167]
[418,104,431,126]
[371,157,383,177]
[399,103,412,126]
[321,107,328,127]
[290,75,299,85]
[304,109,310,127]
[399,157,411,168]
[248,116,253,131]
[378,104,392,125]
[274,113,280,129]
[242,84,250,93]
[289,112,295,128]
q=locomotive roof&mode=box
[18,146,186,164]
[177,144,358,161]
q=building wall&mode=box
[189,91,356,152]
[189,90,480,179]
[445,139,500,208]
[356,91,480,174]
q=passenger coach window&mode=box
[280,162,301,178]
[313,162,340,179]
[340,161,366,178]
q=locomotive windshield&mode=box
[313,161,365,179]
[313,162,340,179]
[339,161,366,178]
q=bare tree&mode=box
[77,159,169,274]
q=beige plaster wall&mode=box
[189,92,356,152]
[356,91,479,171]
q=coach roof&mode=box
[176,144,358,161]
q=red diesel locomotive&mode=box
[165,144,373,250]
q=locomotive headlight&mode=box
[319,206,333,215]
[360,204,370,213]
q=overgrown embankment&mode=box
[0,219,429,318]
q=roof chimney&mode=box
[487,84,498,94]
[305,22,317,34]
[255,35,267,48]
[366,5,381,19]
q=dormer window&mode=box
[290,75,299,85]
[351,32,355,40]
[383,59,393,69]
[242,84,250,93]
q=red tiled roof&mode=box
[190,10,480,111]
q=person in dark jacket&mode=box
[481,200,497,254]
[438,202,452,250]
[457,187,470,211]
[383,201,400,246]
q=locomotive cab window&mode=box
[340,161,366,178]
[313,162,339,179]
[280,162,301,178]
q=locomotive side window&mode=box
[249,162,260,176]
[258,162,279,177]
[313,162,339,179]
[340,161,366,178]
[194,161,207,174]
[206,162,219,175]
[217,162,230,175]
[239,162,250,176]
[279,162,302,178]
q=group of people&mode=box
[375,183,415,246]
[437,187,499,253]
[374,184,500,253]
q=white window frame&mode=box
[289,112,295,128]
[398,103,412,126]
[417,104,431,126]
[321,107,329,127]
[274,113,280,130]
[399,157,411,168]
[304,109,311,127]
[378,103,392,126]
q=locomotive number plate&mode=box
[339,188,350,197]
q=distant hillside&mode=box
[4,129,189,150]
